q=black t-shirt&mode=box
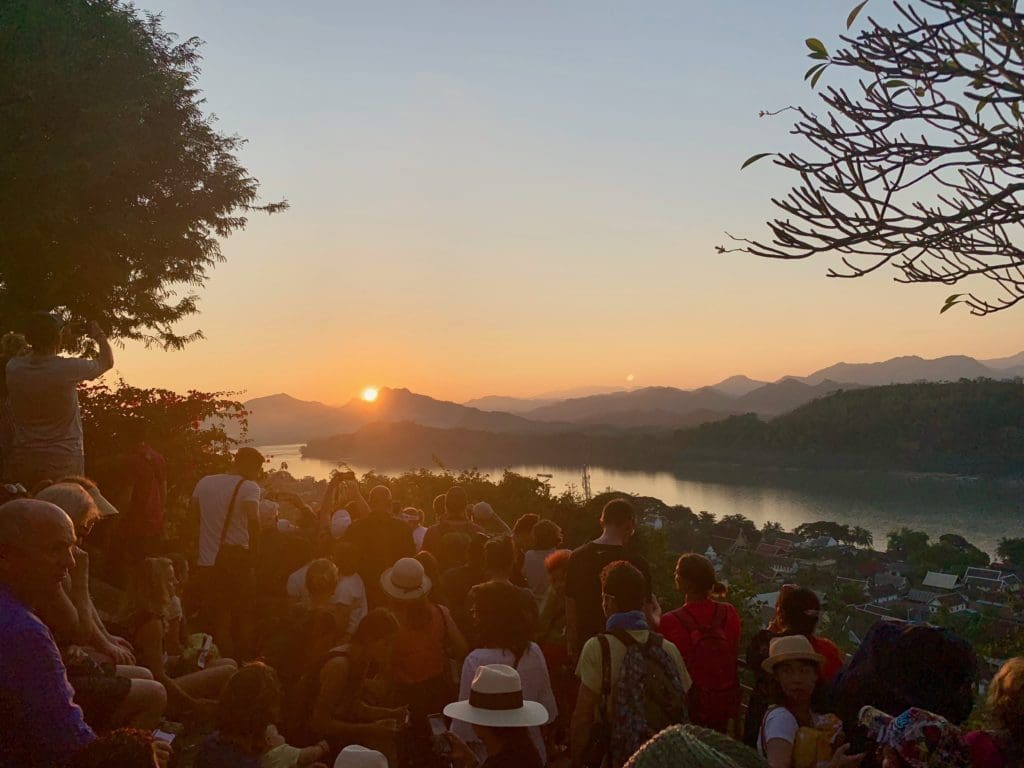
[344,513,415,608]
[564,541,650,654]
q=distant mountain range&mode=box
[243,352,1023,444]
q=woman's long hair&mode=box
[987,657,1024,758]
[470,580,532,661]
[119,557,174,623]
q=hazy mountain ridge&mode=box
[302,380,1024,478]
[245,351,1022,444]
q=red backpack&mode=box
[669,602,740,732]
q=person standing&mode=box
[191,447,265,660]
[565,498,650,660]
[0,499,96,767]
[660,553,741,733]
[420,486,485,557]
[344,484,415,609]
[4,314,113,487]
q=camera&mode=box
[332,469,356,481]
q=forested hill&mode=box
[303,379,1024,477]
[673,379,1024,475]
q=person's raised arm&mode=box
[345,481,371,519]
[87,321,113,373]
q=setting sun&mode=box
[361,386,379,403]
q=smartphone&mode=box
[152,729,176,744]
[427,714,451,758]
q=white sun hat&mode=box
[333,745,388,768]
[380,557,432,601]
[330,508,352,539]
[443,664,549,728]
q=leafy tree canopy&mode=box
[0,0,285,347]
[726,0,1024,315]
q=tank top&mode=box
[391,602,447,685]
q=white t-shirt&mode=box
[412,525,427,551]
[193,474,261,567]
[451,644,557,763]
[6,355,107,454]
[286,566,367,637]
[758,706,832,756]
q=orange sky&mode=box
[112,0,1023,406]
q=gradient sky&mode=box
[113,1,1022,405]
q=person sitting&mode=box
[420,486,485,557]
[965,657,1024,768]
[444,664,549,768]
[300,608,409,761]
[195,662,305,768]
[4,314,113,488]
[570,560,691,768]
[383,557,467,758]
[452,580,557,764]
[33,482,167,733]
[758,636,861,768]
[522,519,563,602]
[0,498,97,767]
[660,553,741,733]
[289,542,367,641]
[744,585,843,746]
[117,557,237,719]
[69,728,173,768]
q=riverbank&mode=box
[261,444,1018,556]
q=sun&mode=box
[361,386,379,403]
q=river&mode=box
[257,444,1021,556]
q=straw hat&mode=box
[333,745,388,768]
[761,635,825,674]
[444,664,549,728]
[623,724,767,768]
[380,557,432,601]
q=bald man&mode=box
[344,483,415,608]
[0,499,95,767]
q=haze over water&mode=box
[260,444,1019,557]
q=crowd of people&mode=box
[1,314,1023,768]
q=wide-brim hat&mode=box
[380,557,432,601]
[762,635,825,674]
[334,745,388,768]
[858,706,970,768]
[444,664,549,728]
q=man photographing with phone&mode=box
[4,313,114,488]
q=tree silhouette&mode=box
[0,0,285,347]
[724,0,1024,316]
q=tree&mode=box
[0,1,285,347]
[887,527,931,558]
[724,0,1024,316]
[997,537,1024,569]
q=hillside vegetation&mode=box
[303,379,1024,477]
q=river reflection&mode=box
[257,444,1021,556]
